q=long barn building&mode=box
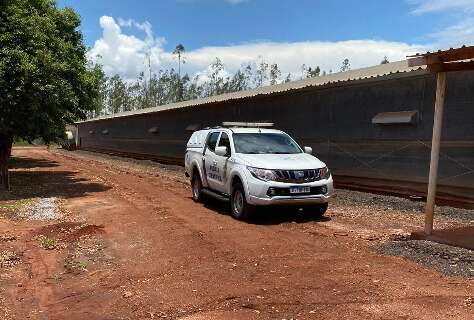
[75,60,474,206]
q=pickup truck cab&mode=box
[185,125,334,220]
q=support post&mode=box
[425,72,447,235]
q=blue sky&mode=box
[57,0,474,80]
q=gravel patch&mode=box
[332,190,474,224]
[0,250,20,268]
[372,240,474,278]
[19,197,62,220]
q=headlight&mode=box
[247,166,277,181]
[319,166,331,179]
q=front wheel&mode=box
[231,182,255,221]
[304,203,328,218]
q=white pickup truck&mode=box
[185,124,334,220]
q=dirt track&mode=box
[0,147,472,319]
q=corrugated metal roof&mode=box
[78,59,427,123]
[408,45,474,58]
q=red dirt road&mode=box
[0,147,472,319]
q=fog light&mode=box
[321,185,327,194]
[267,187,277,197]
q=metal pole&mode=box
[425,71,446,235]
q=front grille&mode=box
[267,186,327,197]
[274,169,321,183]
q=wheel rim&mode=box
[233,190,244,215]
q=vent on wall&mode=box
[148,126,159,134]
[372,110,418,125]
[186,124,201,132]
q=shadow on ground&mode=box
[9,156,59,170]
[1,156,111,201]
[201,196,331,225]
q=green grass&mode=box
[0,198,35,216]
[41,238,56,250]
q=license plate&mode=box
[290,186,311,194]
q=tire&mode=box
[304,203,328,218]
[230,182,255,221]
[191,171,203,202]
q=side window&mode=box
[206,132,220,152]
[218,132,231,156]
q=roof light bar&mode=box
[222,122,274,128]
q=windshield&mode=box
[233,133,302,154]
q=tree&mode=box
[269,64,281,85]
[340,58,351,72]
[307,66,321,78]
[87,61,108,118]
[204,58,228,96]
[0,0,100,189]
[229,69,248,92]
[173,44,186,77]
[255,58,269,87]
[380,56,390,64]
[108,74,129,113]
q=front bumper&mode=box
[248,193,332,206]
[245,173,334,206]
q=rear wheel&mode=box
[304,203,328,218]
[191,171,203,202]
[231,182,255,221]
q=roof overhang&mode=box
[408,45,474,72]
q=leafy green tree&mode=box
[108,75,130,113]
[0,0,100,189]
[87,61,108,118]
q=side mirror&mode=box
[215,146,228,157]
[304,146,313,154]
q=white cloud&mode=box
[88,16,165,80]
[407,0,474,47]
[409,0,474,14]
[88,16,423,82]
[183,40,421,77]
[430,17,474,47]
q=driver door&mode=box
[212,132,232,193]
[203,131,222,191]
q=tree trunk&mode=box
[0,135,13,191]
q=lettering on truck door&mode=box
[212,132,232,193]
[203,131,222,191]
